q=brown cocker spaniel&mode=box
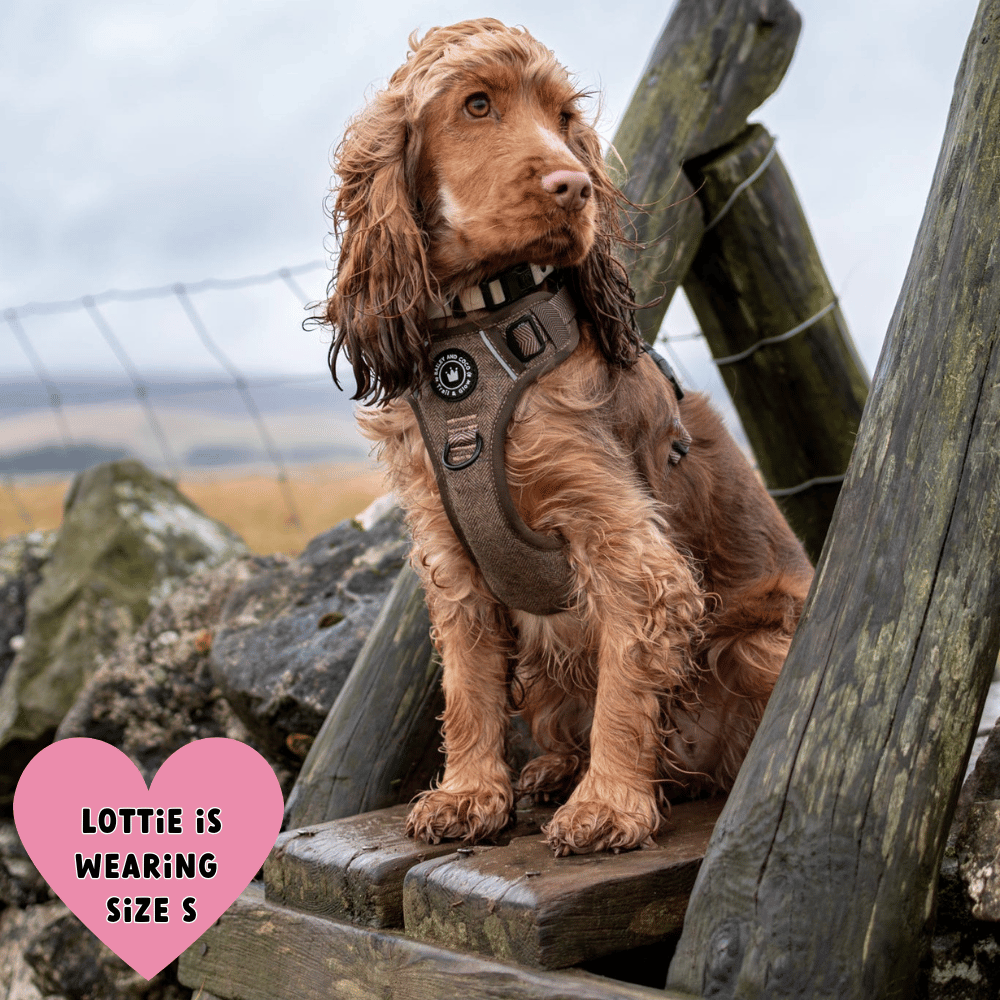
[323,18,813,855]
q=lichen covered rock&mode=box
[0,531,55,691]
[209,506,409,760]
[53,555,290,787]
[929,705,1000,997]
[0,460,247,805]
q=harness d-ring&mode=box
[442,433,483,470]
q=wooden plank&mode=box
[285,563,445,829]
[403,798,723,969]
[609,0,802,334]
[667,2,1000,996]
[264,804,450,927]
[682,123,870,560]
[178,884,696,1000]
[265,803,554,928]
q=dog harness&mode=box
[406,265,687,616]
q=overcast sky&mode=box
[0,0,982,386]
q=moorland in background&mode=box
[1,372,386,553]
[0,463,387,555]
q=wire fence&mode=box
[2,262,335,531]
[2,260,728,535]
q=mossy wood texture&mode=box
[264,804,455,928]
[682,124,870,560]
[609,0,801,336]
[403,797,722,970]
[285,563,443,829]
[178,883,696,1000]
[668,3,1000,997]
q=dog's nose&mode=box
[541,170,592,212]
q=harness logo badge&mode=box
[432,349,478,400]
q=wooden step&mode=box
[403,797,723,970]
[264,802,554,927]
[178,883,696,1000]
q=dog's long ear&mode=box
[324,90,433,405]
[564,123,643,368]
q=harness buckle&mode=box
[480,263,547,310]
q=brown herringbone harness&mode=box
[406,266,686,616]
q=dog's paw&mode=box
[543,794,659,856]
[406,788,513,845]
[515,752,586,803]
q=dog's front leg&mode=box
[406,599,514,844]
[543,527,704,856]
[543,633,665,856]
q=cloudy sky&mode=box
[0,0,982,387]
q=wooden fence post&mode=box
[681,124,871,560]
[667,1,1000,996]
[610,0,866,558]
[609,0,802,338]
[285,563,443,829]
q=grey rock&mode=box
[55,556,295,795]
[0,819,49,910]
[928,865,1000,999]
[0,460,248,806]
[959,807,1000,924]
[0,531,55,690]
[956,718,1000,922]
[210,506,409,760]
[25,911,188,1000]
[928,709,1000,997]
[0,901,68,1000]
[55,501,411,799]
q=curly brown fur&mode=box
[321,18,814,855]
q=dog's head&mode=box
[324,18,640,405]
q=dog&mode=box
[322,18,814,856]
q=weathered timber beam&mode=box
[285,562,443,829]
[403,798,722,970]
[609,0,801,337]
[179,884,697,1000]
[667,1,1000,997]
[264,803,554,929]
[682,123,871,561]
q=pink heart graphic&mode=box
[14,738,283,980]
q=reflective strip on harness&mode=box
[406,286,580,615]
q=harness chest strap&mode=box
[406,285,689,616]
[406,286,580,615]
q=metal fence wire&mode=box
[2,262,337,529]
[2,260,725,533]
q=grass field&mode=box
[0,462,389,556]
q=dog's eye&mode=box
[465,93,491,118]
[559,111,573,131]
